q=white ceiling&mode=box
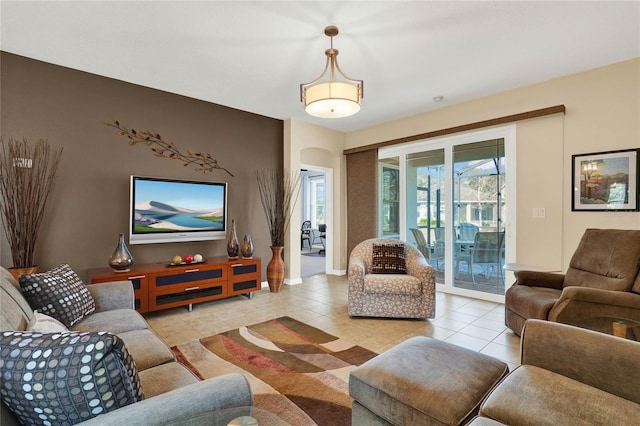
[1,1,638,133]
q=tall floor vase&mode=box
[266,246,285,293]
[8,266,38,282]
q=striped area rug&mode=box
[171,316,378,425]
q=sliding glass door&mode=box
[406,150,447,280]
[379,126,514,302]
[452,140,505,295]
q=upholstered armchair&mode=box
[348,238,436,319]
[505,228,640,335]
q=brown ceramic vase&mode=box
[266,246,285,292]
[8,266,38,282]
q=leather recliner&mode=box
[505,228,640,335]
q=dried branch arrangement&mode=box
[0,138,63,268]
[256,169,301,247]
[106,120,234,177]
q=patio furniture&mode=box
[469,231,505,283]
[505,228,640,336]
[453,223,478,278]
[459,222,479,241]
[301,220,312,250]
[318,224,327,255]
[410,228,444,271]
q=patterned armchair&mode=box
[348,238,436,319]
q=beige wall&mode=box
[343,58,640,270]
[285,119,346,281]
[3,52,637,282]
[1,52,283,279]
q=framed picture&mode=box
[572,148,639,211]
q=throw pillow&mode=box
[27,311,69,333]
[19,264,96,328]
[0,330,144,425]
[371,244,407,274]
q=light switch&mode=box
[533,208,546,218]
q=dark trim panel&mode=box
[344,105,566,155]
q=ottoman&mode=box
[349,336,510,426]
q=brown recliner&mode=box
[505,228,640,335]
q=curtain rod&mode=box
[343,104,566,155]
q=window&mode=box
[379,159,400,237]
[310,177,325,228]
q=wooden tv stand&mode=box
[87,256,261,314]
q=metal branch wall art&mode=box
[106,121,234,177]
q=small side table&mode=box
[503,263,561,273]
[574,317,640,341]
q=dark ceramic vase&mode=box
[109,233,133,272]
[241,234,254,258]
[227,219,239,259]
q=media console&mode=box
[87,257,261,313]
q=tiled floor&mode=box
[300,244,326,277]
[145,274,522,370]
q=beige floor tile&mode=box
[145,274,521,368]
[458,324,503,342]
[480,341,521,364]
[470,317,508,332]
[444,333,490,352]
[430,317,470,332]
[492,330,521,349]
[481,309,507,322]
[454,304,498,317]
[442,311,484,323]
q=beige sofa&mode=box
[350,319,640,425]
[0,266,252,425]
[471,319,640,425]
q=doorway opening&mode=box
[300,167,332,277]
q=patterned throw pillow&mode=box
[19,264,96,327]
[0,331,144,425]
[371,244,408,274]
[27,311,69,333]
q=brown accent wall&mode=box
[346,149,377,259]
[0,52,282,279]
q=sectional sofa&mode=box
[0,266,252,425]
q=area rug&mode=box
[171,316,378,425]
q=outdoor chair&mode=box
[301,220,312,250]
[458,222,479,242]
[469,231,505,284]
[318,224,327,255]
[410,228,444,271]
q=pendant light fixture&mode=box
[300,26,363,118]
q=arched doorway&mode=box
[300,164,333,277]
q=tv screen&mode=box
[129,176,227,244]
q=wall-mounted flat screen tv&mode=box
[129,175,227,244]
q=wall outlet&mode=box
[13,158,32,168]
[533,208,546,218]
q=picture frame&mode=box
[572,148,639,211]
